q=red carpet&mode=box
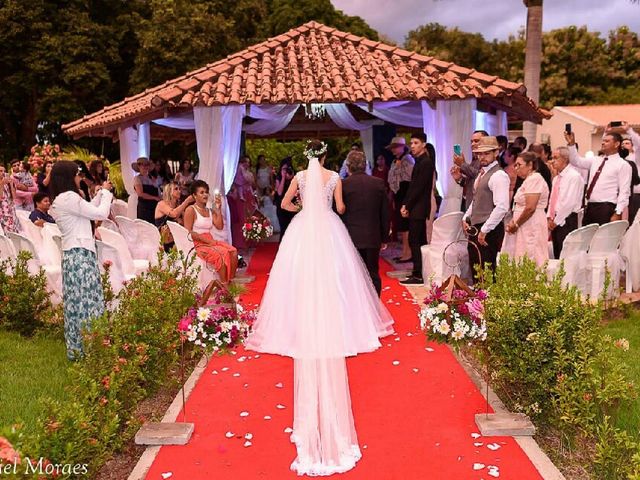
[145,243,543,479]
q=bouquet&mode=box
[178,288,256,353]
[419,282,488,350]
[27,143,62,170]
[242,213,273,242]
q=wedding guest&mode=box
[502,152,549,267]
[184,180,238,284]
[49,160,113,360]
[513,136,528,151]
[37,161,53,195]
[134,157,161,224]
[524,143,552,189]
[29,192,55,226]
[275,159,296,240]
[339,142,371,178]
[228,156,257,249]
[89,159,108,184]
[547,147,584,259]
[149,158,165,191]
[622,122,640,223]
[255,154,274,196]
[400,132,435,286]
[155,182,195,252]
[501,145,521,201]
[11,159,37,211]
[451,130,488,210]
[565,129,631,226]
[462,136,510,282]
[496,135,508,165]
[259,186,280,233]
[74,160,93,200]
[387,136,414,262]
[341,150,389,295]
[0,165,19,233]
[174,159,195,198]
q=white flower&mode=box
[220,321,232,333]
[194,339,202,346]
[197,307,211,322]
[436,302,448,313]
[452,329,465,340]
[437,322,451,335]
[187,329,198,342]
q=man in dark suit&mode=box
[400,132,436,286]
[341,150,390,296]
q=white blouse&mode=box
[51,189,113,253]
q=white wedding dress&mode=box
[245,157,394,476]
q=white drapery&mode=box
[475,110,508,136]
[423,99,476,215]
[118,123,150,218]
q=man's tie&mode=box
[474,168,486,194]
[585,157,608,201]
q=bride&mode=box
[245,140,394,476]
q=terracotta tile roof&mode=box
[554,105,640,128]
[62,21,547,137]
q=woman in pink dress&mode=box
[502,151,550,267]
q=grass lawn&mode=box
[0,330,71,433]
[601,309,640,439]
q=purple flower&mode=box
[475,289,488,300]
[466,298,484,322]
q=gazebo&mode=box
[63,21,547,229]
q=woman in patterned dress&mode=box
[0,165,20,233]
[50,160,113,359]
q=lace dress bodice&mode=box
[296,170,339,209]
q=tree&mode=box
[522,0,543,144]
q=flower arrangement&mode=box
[242,214,273,242]
[178,297,255,354]
[419,281,488,350]
[27,143,62,170]
[303,140,328,161]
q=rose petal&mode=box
[233,373,240,377]
[243,383,249,388]
[412,368,419,373]
[225,431,234,438]
[264,416,272,420]
[471,432,481,439]
[425,347,434,352]
[237,356,246,362]
[244,441,252,447]
[284,427,293,433]
[275,382,283,388]
[254,355,260,359]
[392,360,400,366]
[474,442,483,447]
[487,443,501,451]
[212,370,218,375]
[406,332,413,337]
[473,463,485,470]
[245,433,253,440]
[221,367,230,372]
[488,467,500,478]
[231,351,237,355]
[240,411,249,417]
[276,404,286,409]
[161,473,173,479]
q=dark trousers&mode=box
[276,208,295,241]
[408,218,427,279]
[357,247,381,296]
[583,202,616,226]
[551,212,578,259]
[630,194,640,225]
[468,222,505,283]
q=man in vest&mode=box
[462,136,510,282]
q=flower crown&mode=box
[303,141,328,161]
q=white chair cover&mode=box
[133,219,162,266]
[585,220,628,299]
[111,199,128,219]
[0,234,16,262]
[420,212,469,285]
[546,224,598,289]
[96,227,149,278]
[100,218,120,232]
[40,223,62,267]
[166,221,218,290]
[620,220,640,292]
[6,231,62,304]
[16,213,45,259]
[114,215,153,262]
[95,239,130,294]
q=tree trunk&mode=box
[522,0,543,145]
[19,96,38,158]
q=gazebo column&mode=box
[194,106,245,244]
[118,122,150,218]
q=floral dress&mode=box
[0,183,19,233]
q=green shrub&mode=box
[0,252,53,336]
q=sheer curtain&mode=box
[118,123,150,218]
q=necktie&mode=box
[548,174,561,220]
[474,168,486,194]
[585,157,608,201]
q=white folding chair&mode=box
[167,221,218,290]
[95,239,130,294]
[96,227,149,279]
[420,212,465,285]
[133,219,162,266]
[586,220,629,299]
[15,209,31,228]
[6,231,62,303]
[620,220,640,293]
[110,199,128,219]
[100,218,120,232]
[40,223,62,267]
[0,234,16,262]
[16,212,44,255]
[546,224,598,287]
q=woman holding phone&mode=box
[183,180,238,284]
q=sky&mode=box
[331,0,640,44]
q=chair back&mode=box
[16,213,44,253]
[588,220,629,255]
[95,240,127,293]
[133,219,161,264]
[111,199,128,218]
[167,221,195,257]
[96,227,136,276]
[100,218,120,232]
[40,222,62,266]
[430,212,464,246]
[559,224,598,259]
[115,215,138,246]
[0,234,16,261]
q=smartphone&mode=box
[565,123,572,134]
[453,144,462,156]
[611,121,623,127]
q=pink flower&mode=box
[178,317,192,331]
[476,289,488,300]
[466,298,484,321]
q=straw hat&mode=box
[472,136,500,153]
[385,136,407,149]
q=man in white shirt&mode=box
[622,122,640,223]
[547,147,585,259]
[462,136,510,282]
[565,130,631,226]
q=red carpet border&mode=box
[145,243,543,480]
